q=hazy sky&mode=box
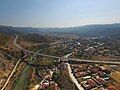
[0,0,120,27]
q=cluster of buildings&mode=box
[40,80,60,90]
[34,67,60,90]
[71,64,110,90]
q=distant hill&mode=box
[36,23,120,37]
[68,23,120,37]
[22,33,54,43]
[0,25,20,35]
[0,23,120,37]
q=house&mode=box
[75,71,86,78]
[81,79,97,90]
[81,81,91,90]
[94,77,106,85]
[91,66,100,73]
[87,79,97,88]
[97,71,104,77]
[74,68,81,73]
[100,66,106,71]
[40,81,60,90]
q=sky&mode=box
[0,0,120,27]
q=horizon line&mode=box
[0,22,120,28]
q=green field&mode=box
[13,66,30,90]
[13,57,33,90]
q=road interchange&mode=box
[14,35,120,65]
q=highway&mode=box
[14,36,120,65]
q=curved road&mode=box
[14,36,120,65]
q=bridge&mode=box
[14,36,120,65]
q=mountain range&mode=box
[0,23,120,37]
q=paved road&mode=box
[64,54,84,90]
[14,36,120,65]
[1,54,28,90]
